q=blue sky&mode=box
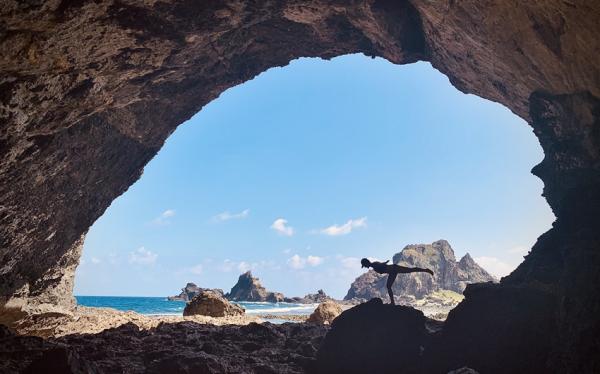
[74,54,554,299]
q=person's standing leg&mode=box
[386,272,398,305]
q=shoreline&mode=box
[13,306,263,338]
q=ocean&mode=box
[75,296,318,318]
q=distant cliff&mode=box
[345,240,496,301]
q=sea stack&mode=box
[226,271,285,303]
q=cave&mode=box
[1,1,599,373]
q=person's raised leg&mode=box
[396,265,434,276]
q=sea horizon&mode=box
[75,295,319,317]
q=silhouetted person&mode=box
[361,258,434,305]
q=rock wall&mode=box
[1,0,599,370]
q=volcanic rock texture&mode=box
[0,321,327,373]
[1,0,599,372]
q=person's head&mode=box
[361,258,372,268]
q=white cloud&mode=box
[151,209,176,226]
[162,209,176,218]
[129,247,158,265]
[287,254,305,269]
[271,218,294,236]
[287,254,324,269]
[91,257,101,264]
[319,217,367,236]
[212,209,250,222]
[282,248,292,254]
[474,256,516,278]
[307,255,324,266]
[218,259,280,273]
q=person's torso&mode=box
[372,262,388,274]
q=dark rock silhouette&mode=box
[168,283,224,301]
[316,298,428,373]
[315,287,558,373]
[226,271,285,303]
[0,324,96,373]
[1,322,328,373]
[427,282,556,374]
[345,240,495,301]
[183,291,244,317]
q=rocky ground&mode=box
[1,321,329,374]
[1,291,560,373]
[11,306,260,338]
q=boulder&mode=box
[307,301,342,324]
[183,291,244,317]
[315,298,428,373]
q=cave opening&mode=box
[73,54,554,319]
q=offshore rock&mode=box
[287,289,334,304]
[168,283,224,302]
[226,271,285,303]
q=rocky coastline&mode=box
[167,240,487,321]
[2,291,551,373]
[169,271,336,305]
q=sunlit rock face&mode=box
[0,0,599,371]
[226,271,285,303]
[345,240,495,300]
